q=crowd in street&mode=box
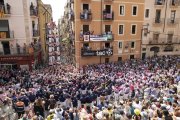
[0,56,180,120]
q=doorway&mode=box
[105,58,109,63]
[2,41,10,55]
[142,53,146,60]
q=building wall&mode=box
[74,0,144,67]
[142,0,180,57]
[38,0,52,63]
[0,0,39,70]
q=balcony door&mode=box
[155,10,161,23]
[105,5,111,13]
[83,4,89,10]
[2,41,10,55]
[83,25,89,34]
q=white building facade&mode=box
[0,0,40,70]
[142,0,180,58]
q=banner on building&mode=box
[83,35,89,41]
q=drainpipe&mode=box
[163,0,168,32]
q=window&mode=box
[83,25,89,34]
[2,41,10,55]
[171,10,176,22]
[105,58,109,63]
[153,33,159,41]
[155,10,161,23]
[83,43,90,50]
[105,25,111,33]
[131,41,135,48]
[83,4,89,10]
[130,55,134,59]
[145,9,149,18]
[118,25,124,35]
[83,43,89,47]
[118,57,122,61]
[118,42,122,49]
[105,42,110,48]
[105,5,111,13]
[119,5,125,15]
[142,48,146,51]
[131,25,136,34]
[132,6,137,16]
[0,20,10,38]
[167,34,173,43]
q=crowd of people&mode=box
[0,56,180,120]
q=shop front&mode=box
[0,55,34,71]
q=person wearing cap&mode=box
[46,109,55,120]
[132,109,141,120]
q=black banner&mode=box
[81,48,113,56]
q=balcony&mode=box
[169,0,180,7]
[167,18,179,25]
[81,47,113,56]
[149,38,180,45]
[0,3,11,18]
[0,31,14,40]
[0,46,34,56]
[32,30,39,38]
[154,0,165,6]
[80,33,114,41]
[103,11,114,21]
[30,7,38,17]
[153,18,164,25]
[80,10,92,21]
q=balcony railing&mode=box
[32,30,39,37]
[169,0,180,7]
[0,42,42,56]
[0,3,11,15]
[153,18,164,24]
[149,37,180,45]
[167,18,179,25]
[154,0,165,5]
[80,10,92,21]
[103,11,114,20]
[30,7,38,17]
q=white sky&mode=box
[42,0,67,24]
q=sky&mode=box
[42,0,67,24]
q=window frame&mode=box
[131,24,137,35]
[118,41,123,49]
[131,41,135,49]
[132,5,138,16]
[119,5,125,16]
[118,24,124,35]
[145,9,150,18]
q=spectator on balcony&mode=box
[16,43,21,54]
[30,2,34,15]
[23,43,27,54]
[6,3,10,14]
[83,9,88,20]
